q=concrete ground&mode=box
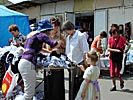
[36,69,133,100]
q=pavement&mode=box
[36,69,133,100]
[99,75,133,100]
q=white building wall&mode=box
[17,6,40,22]
[41,3,55,15]
[108,7,125,31]
[56,0,74,13]
[95,0,122,9]
[108,6,133,39]
[124,0,133,6]
[40,0,74,21]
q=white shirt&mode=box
[65,30,89,64]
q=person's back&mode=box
[91,35,100,49]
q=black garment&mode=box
[44,69,65,100]
[72,67,84,100]
[0,51,10,87]
[0,60,6,87]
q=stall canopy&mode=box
[0,5,30,47]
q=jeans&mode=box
[18,59,36,100]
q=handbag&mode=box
[111,52,123,63]
[2,65,19,98]
[111,36,123,63]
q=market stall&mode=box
[0,5,30,47]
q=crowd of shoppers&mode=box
[5,18,131,100]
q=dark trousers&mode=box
[71,67,84,100]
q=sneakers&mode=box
[110,86,116,91]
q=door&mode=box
[94,9,107,49]
[64,12,75,24]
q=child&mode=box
[75,50,100,100]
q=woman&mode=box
[62,21,89,99]
[8,24,26,47]
[18,19,61,100]
[42,17,66,54]
[42,17,66,100]
[91,31,107,54]
[108,29,128,91]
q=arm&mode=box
[79,34,89,67]
[107,38,121,53]
[41,43,52,53]
[37,33,58,48]
[124,41,131,53]
[83,53,88,69]
[107,45,121,52]
[97,39,102,49]
[81,79,90,99]
[60,34,66,49]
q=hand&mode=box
[79,65,85,71]
[116,49,121,52]
[9,39,13,43]
[124,49,129,54]
[56,40,63,48]
[81,92,86,99]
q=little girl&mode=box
[75,50,100,100]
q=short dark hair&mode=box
[112,29,119,34]
[100,31,107,38]
[62,21,75,31]
[8,24,19,32]
[111,24,119,29]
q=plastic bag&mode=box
[2,65,19,98]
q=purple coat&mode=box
[22,32,57,64]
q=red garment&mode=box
[108,36,126,77]
[91,36,103,54]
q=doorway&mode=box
[75,12,94,48]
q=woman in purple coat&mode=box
[18,19,61,100]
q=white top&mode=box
[75,65,100,100]
[65,30,89,64]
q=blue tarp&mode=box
[0,5,30,47]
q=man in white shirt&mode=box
[62,21,89,99]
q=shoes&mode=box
[120,81,124,89]
[110,86,116,91]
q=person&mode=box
[109,24,119,36]
[91,31,107,54]
[62,21,89,99]
[75,50,100,100]
[42,17,66,100]
[107,29,130,91]
[42,17,66,54]
[18,19,62,100]
[8,24,26,47]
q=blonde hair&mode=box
[87,50,100,62]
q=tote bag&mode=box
[2,65,19,98]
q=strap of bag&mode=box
[114,36,120,48]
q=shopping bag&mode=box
[2,65,19,98]
[120,53,126,74]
